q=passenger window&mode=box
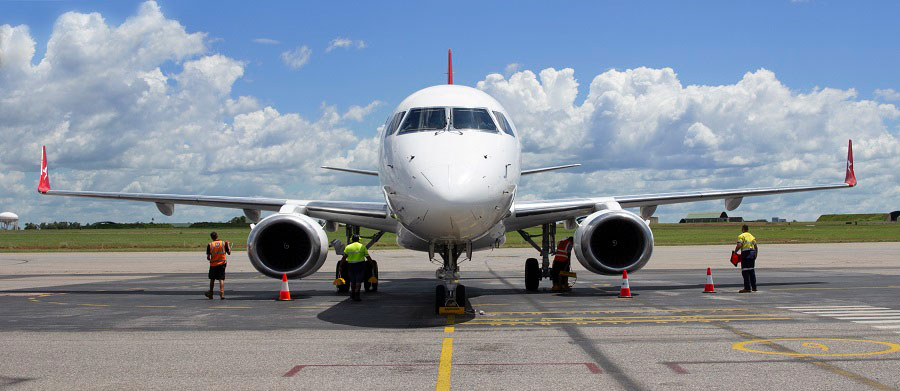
[387,111,405,135]
[452,108,498,132]
[398,108,446,134]
[493,111,515,137]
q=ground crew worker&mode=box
[734,225,758,293]
[551,236,574,292]
[340,234,374,302]
[205,232,231,300]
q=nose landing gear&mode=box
[433,242,469,314]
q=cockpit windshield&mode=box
[398,108,446,134]
[452,108,498,132]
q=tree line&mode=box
[23,216,248,230]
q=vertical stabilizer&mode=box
[447,49,453,85]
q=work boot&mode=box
[738,289,752,293]
[204,291,213,299]
[220,292,225,300]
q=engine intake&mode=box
[573,209,654,275]
[247,213,329,279]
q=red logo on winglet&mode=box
[38,146,51,193]
[844,139,856,187]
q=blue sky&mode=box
[1,1,898,223]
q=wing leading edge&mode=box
[37,147,396,233]
[506,140,857,231]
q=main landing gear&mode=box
[332,224,384,294]
[517,223,556,292]
[433,242,470,314]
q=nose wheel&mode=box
[435,284,467,314]
[433,242,468,314]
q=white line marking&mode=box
[837,316,900,320]
[872,325,900,329]
[852,320,900,324]
[808,311,900,316]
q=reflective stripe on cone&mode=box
[619,270,632,298]
[704,267,716,293]
[278,273,292,301]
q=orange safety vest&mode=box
[553,239,573,262]
[209,240,227,266]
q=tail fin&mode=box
[844,139,856,187]
[447,49,453,85]
[38,146,51,193]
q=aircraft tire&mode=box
[336,261,350,293]
[525,258,540,292]
[455,284,466,307]
[435,285,447,314]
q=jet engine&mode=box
[573,209,654,275]
[247,213,329,279]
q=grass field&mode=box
[1,222,897,252]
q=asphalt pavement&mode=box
[1,243,899,390]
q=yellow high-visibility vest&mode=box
[344,242,367,263]
[738,232,757,251]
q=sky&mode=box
[0,0,898,224]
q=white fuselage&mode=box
[378,85,521,246]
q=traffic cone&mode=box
[618,270,632,298]
[278,273,292,301]
[703,267,716,293]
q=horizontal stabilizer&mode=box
[521,164,581,176]
[320,166,379,176]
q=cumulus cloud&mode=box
[0,2,383,224]
[504,63,520,76]
[325,37,366,52]
[281,45,311,69]
[875,88,900,101]
[479,67,899,221]
[252,38,280,45]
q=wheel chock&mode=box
[367,276,378,284]
[439,306,465,315]
[332,278,346,286]
[559,271,577,278]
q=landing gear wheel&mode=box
[435,285,447,314]
[455,284,466,307]
[335,261,349,293]
[525,258,540,292]
[364,260,378,292]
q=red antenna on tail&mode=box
[447,49,453,85]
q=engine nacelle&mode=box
[247,213,329,279]
[573,209,654,275]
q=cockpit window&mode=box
[387,111,405,136]
[492,111,515,137]
[452,108,498,132]
[398,108,446,134]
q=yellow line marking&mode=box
[489,308,750,315]
[78,303,109,307]
[444,327,454,333]
[733,338,900,357]
[137,305,176,308]
[46,302,67,305]
[435,337,453,391]
[466,317,791,326]
[210,306,252,309]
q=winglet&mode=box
[447,49,453,85]
[38,146,51,193]
[844,139,856,187]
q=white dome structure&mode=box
[0,212,19,230]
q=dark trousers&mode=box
[551,261,569,285]
[741,252,757,290]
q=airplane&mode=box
[37,50,857,312]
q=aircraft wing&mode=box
[504,140,857,231]
[37,147,396,233]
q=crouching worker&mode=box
[340,234,374,302]
[551,236,574,292]
[206,232,231,300]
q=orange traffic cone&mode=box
[278,273,292,301]
[703,267,716,293]
[618,270,632,298]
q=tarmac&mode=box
[1,242,900,390]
